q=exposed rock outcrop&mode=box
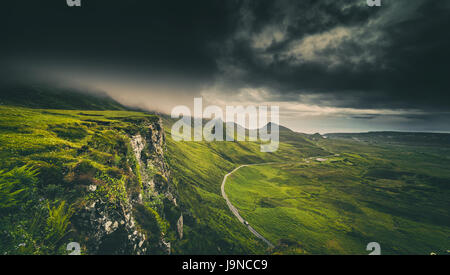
[129,117,182,254]
[72,117,182,255]
[132,120,176,203]
[73,199,147,255]
[177,214,184,240]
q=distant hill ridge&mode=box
[0,84,126,110]
[325,131,450,146]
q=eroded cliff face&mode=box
[71,117,182,255]
[73,199,147,255]
[130,118,182,251]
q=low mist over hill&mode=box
[0,84,126,110]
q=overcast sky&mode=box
[1,0,449,133]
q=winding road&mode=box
[221,156,334,249]
[221,163,275,248]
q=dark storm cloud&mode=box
[0,0,241,87]
[215,0,450,112]
[1,0,449,116]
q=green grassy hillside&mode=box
[225,138,450,255]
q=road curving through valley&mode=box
[221,163,275,248]
[221,156,334,249]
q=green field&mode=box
[226,142,450,255]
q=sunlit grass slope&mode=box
[0,106,156,170]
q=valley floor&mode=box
[225,142,450,255]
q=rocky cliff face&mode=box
[130,118,181,251]
[71,117,182,255]
[73,199,147,255]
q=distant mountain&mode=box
[0,84,126,110]
[325,131,450,147]
[256,122,293,134]
[161,116,328,155]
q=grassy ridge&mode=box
[0,106,156,170]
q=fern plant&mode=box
[0,166,37,211]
